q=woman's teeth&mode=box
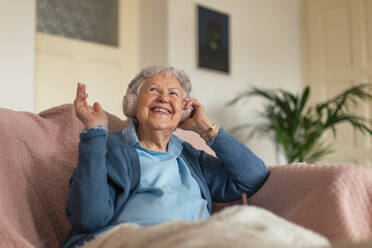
[152,108,170,114]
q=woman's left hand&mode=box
[177,97,215,136]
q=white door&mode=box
[304,0,372,167]
[35,0,140,118]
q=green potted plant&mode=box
[227,84,372,163]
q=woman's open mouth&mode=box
[151,107,172,115]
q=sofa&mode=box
[0,104,372,247]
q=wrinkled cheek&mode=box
[136,106,148,122]
[176,104,184,119]
[173,111,183,123]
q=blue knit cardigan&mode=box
[62,128,269,248]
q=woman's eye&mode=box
[170,92,178,96]
[150,88,159,92]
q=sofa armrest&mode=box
[0,228,34,248]
[249,163,372,243]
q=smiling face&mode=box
[136,73,185,132]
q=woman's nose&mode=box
[157,92,169,103]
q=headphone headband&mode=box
[126,79,136,95]
[126,74,148,95]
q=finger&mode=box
[183,98,194,110]
[80,84,87,98]
[74,89,84,106]
[77,84,88,104]
[75,85,86,104]
[93,102,103,113]
[76,82,80,98]
[76,82,85,98]
[190,97,200,106]
[82,93,89,107]
[75,96,88,108]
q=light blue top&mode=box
[116,122,210,225]
[65,122,269,248]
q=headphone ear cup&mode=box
[123,94,137,118]
[181,105,193,122]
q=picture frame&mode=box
[197,5,230,73]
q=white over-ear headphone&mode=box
[122,79,138,118]
[122,79,193,122]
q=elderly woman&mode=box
[63,65,269,248]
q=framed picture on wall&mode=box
[197,5,229,73]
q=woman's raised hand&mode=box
[74,83,108,129]
[178,97,214,135]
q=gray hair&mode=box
[128,65,192,98]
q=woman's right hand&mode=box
[74,83,108,129]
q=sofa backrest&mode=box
[0,104,214,247]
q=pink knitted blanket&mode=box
[0,104,371,247]
[249,163,372,243]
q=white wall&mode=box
[0,0,35,112]
[167,0,302,165]
[138,0,168,67]
[0,0,302,165]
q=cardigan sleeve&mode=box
[199,128,270,202]
[65,128,116,233]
